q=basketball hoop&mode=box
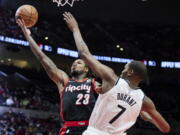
[52,0,83,7]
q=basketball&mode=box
[15,5,38,28]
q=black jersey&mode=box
[60,78,97,121]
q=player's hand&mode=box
[63,12,79,33]
[16,19,31,36]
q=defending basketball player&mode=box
[63,12,171,135]
[16,19,101,135]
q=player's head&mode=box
[121,60,148,83]
[71,59,89,77]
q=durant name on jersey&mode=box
[117,93,137,107]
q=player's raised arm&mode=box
[63,12,117,83]
[16,19,69,91]
[141,96,170,133]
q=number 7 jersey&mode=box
[88,78,144,135]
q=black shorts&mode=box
[59,126,88,135]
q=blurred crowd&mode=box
[0,9,22,38]
[0,65,59,112]
[0,111,59,135]
[0,8,180,61]
[0,82,59,112]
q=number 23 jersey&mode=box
[60,78,97,121]
[88,78,144,135]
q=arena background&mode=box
[0,0,180,134]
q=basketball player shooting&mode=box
[16,18,101,135]
[63,12,171,135]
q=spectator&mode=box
[6,95,14,106]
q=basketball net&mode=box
[52,0,82,7]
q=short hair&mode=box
[128,60,148,81]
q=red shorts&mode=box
[59,120,89,135]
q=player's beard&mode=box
[71,70,84,78]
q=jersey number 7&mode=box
[109,105,126,124]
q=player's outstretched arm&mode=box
[141,96,170,133]
[63,12,117,83]
[16,19,69,91]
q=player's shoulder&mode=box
[115,77,125,85]
[141,96,155,111]
[143,96,152,103]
